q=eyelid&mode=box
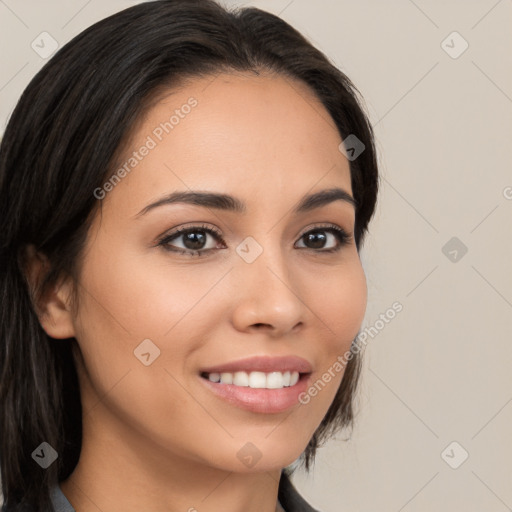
[297,222,350,239]
[295,223,352,249]
[156,223,223,247]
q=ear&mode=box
[22,244,76,339]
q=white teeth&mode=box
[208,372,221,383]
[220,372,233,384]
[266,372,284,389]
[248,371,267,388]
[233,371,249,386]
[205,370,301,389]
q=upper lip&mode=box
[200,355,313,374]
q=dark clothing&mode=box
[278,471,320,512]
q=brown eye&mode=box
[295,226,351,252]
[157,224,225,256]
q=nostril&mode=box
[253,323,272,329]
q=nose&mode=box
[229,240,306,337]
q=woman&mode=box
[0,1,379,511]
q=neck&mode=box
[60,403,283,512]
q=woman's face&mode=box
[67,71,367,473]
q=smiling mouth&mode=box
[200,370,307,390]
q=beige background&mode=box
[1,1,511,511]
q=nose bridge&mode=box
[231,232,304,330]
[236,231,288,289]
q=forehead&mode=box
[100,71,352,218]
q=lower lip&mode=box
[199,373,311,414]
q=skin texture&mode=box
[30,71,367,512]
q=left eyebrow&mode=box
[134,187,356,219]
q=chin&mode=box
[206,436,310,474]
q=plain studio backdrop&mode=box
[0,1,511,511]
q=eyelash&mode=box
[156,223,352,258]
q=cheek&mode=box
[315,259,367,349]
[299,259,367,406]
[70,269,215,460]
[70,243,229,420]
[74,233,222,340]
